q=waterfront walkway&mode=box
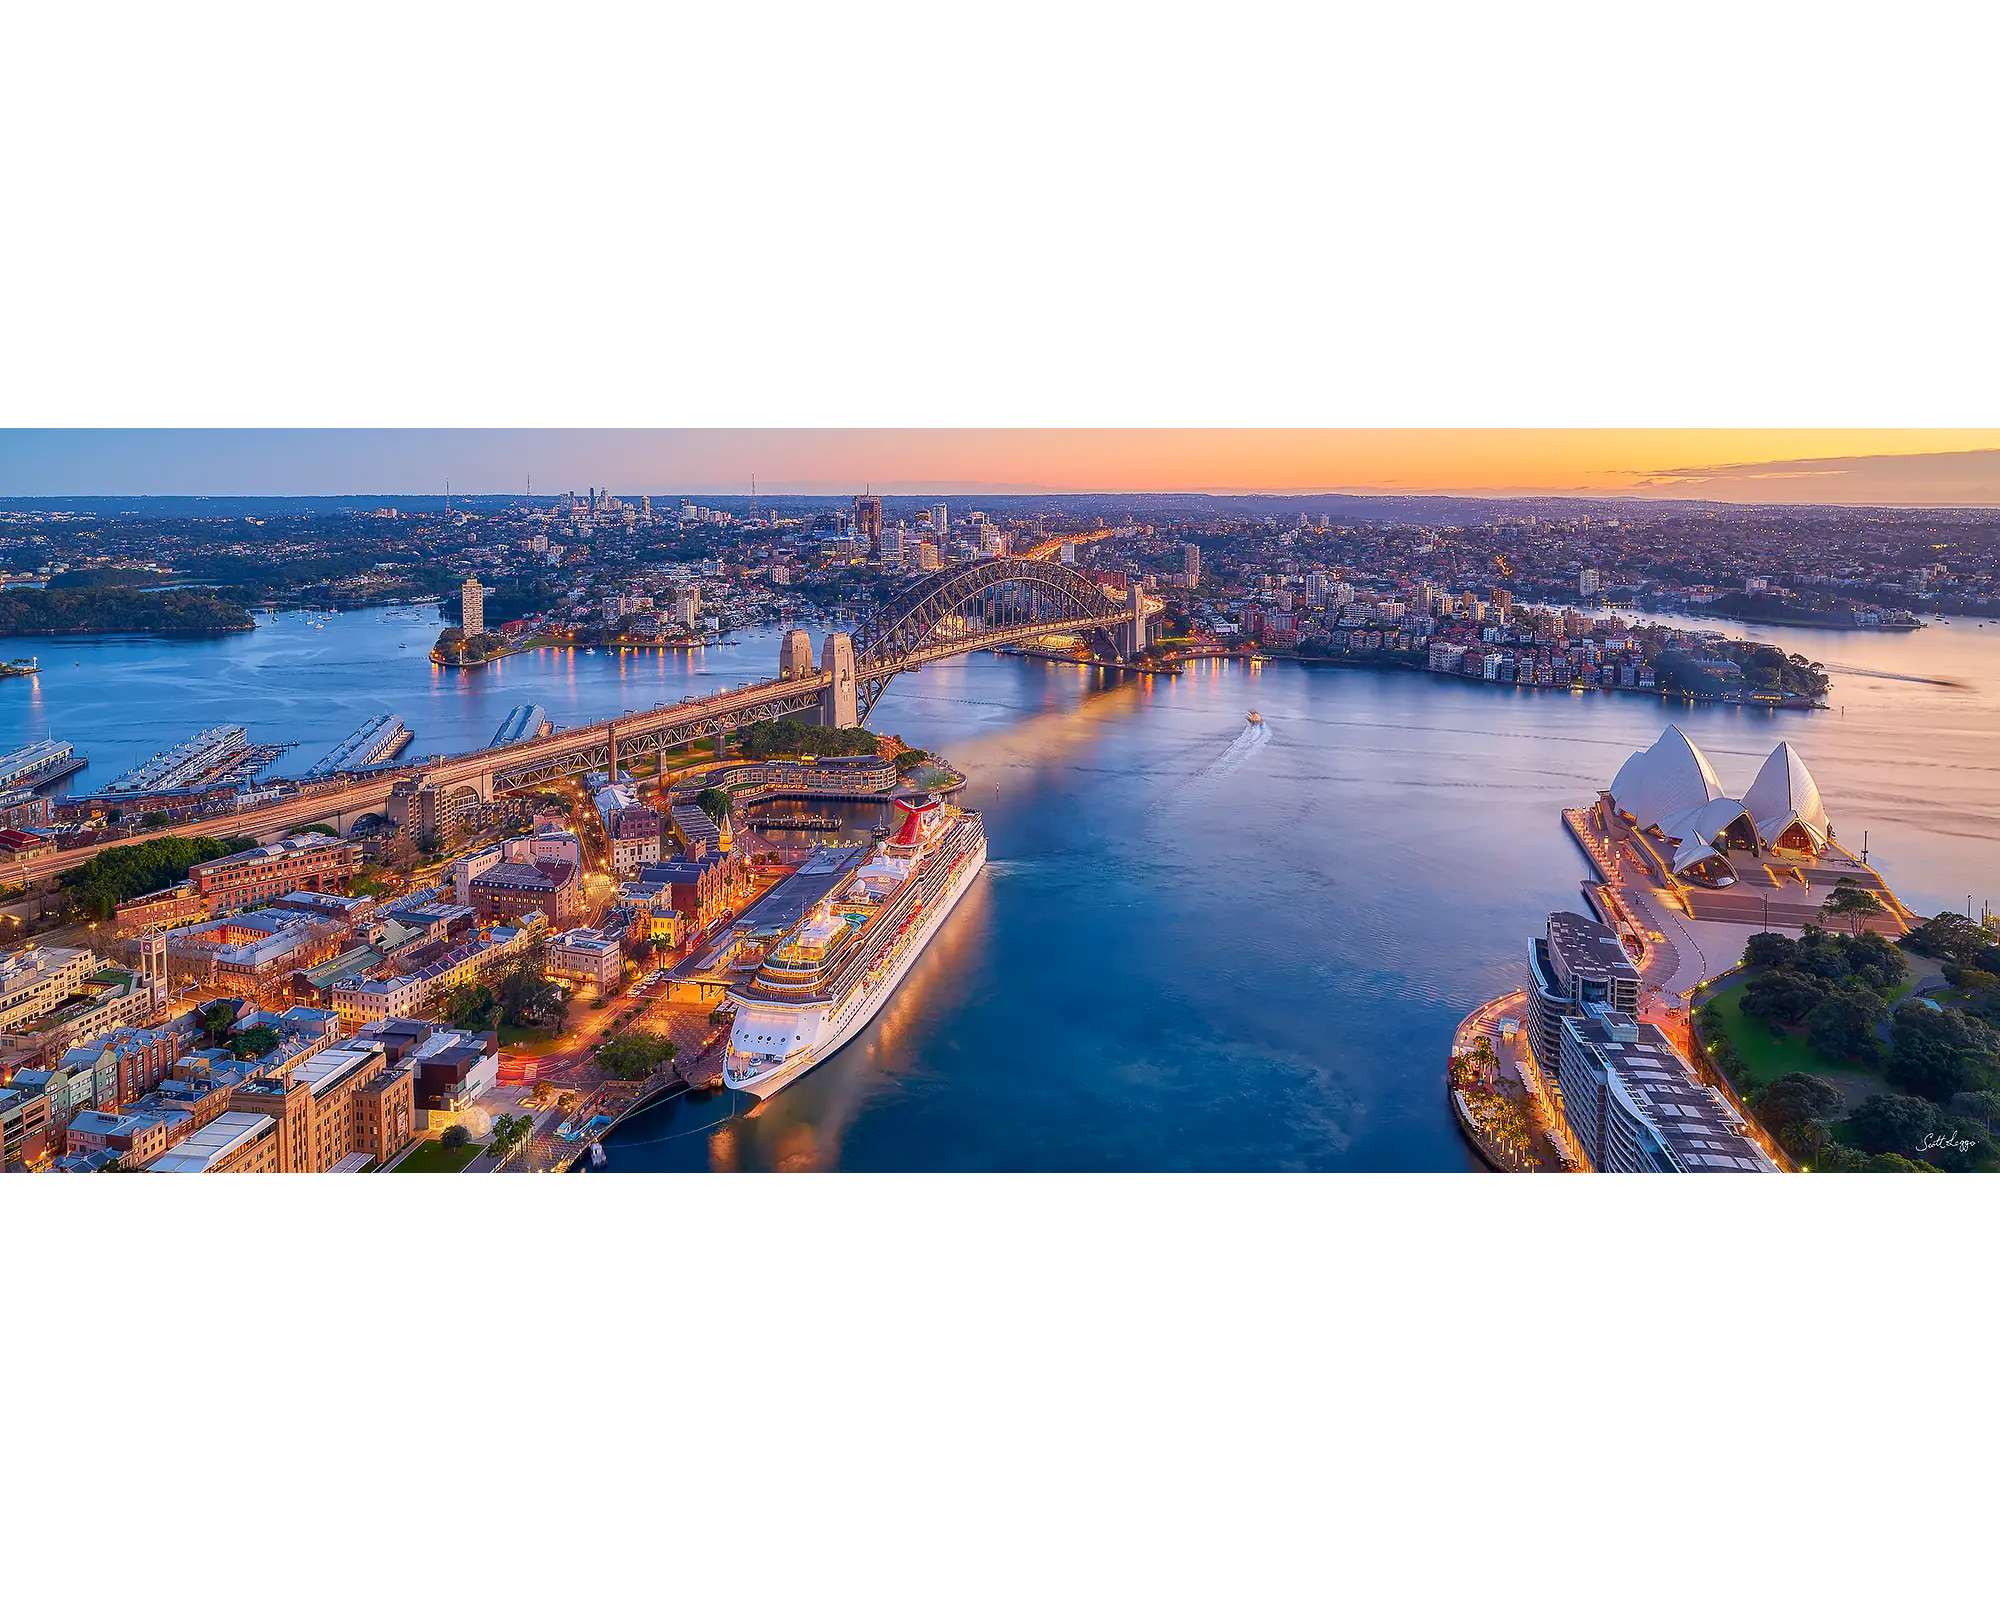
[1448,989,1569,1173]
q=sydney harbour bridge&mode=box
[17,558,1161,880]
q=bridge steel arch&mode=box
[850,557,1142,719]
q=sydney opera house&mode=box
[1604,728,1833,887]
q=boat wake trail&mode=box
[1157,720,1273,813]
[1820,662,1969,689]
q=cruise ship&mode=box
[723,794,987,1099]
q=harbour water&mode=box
[3,606,1994,1170]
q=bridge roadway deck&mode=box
[11,602,1152,886]
[12,670,835,885]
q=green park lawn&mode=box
[389,1139,486,1174]
[1705,986,1890,1102]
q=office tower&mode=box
[880,524,904,565]
[931,503,948,542]
[1182,543,1201,586]
[853,493,883,555]
[460,577,485,637]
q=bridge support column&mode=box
[607,722,619,783]
[1122,577,1148,660]
[819,633,858,728]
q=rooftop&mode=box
[731,846,866,940]
[1566,1012,1776,1173]
[143,1110,273,1172]
[291,1042,385,1098]
[1546,911,1639,986]
[196,833,355,871]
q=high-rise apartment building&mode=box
[1579,569,1601,598]
[1525,911,1641,1076]
[1555,1011,1776,1172]
[461,576,486,637]
[1182,543,1202,586]
[930,503,948,542]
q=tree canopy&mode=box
[58,834,253,921]
[736,718,879,759]
[598,1028,677,1080]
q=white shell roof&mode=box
[1609,726,1730,831]
[1659,796,1753,871]
[1742,740,1830,850]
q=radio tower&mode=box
[751,472,758,516]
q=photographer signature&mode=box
[1916,1131,1975,1154]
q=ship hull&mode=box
[724,834,986,1099]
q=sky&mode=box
[7,430,2000,506]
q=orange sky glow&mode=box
[11,430,2000,504]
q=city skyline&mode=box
[9,429,2000,506]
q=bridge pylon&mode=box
[819,633,858,728]
[1119,576,1148,660]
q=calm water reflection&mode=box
[4,606,1993,1170]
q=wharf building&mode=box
[307,714,412,777]
[1525,911,1642,1077]
[0,739,79,790]
[488,703,550,748]
[1554,1010,1776,1173]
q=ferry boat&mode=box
[723,795,988,1099]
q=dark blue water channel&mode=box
[5,606,1995,1170]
